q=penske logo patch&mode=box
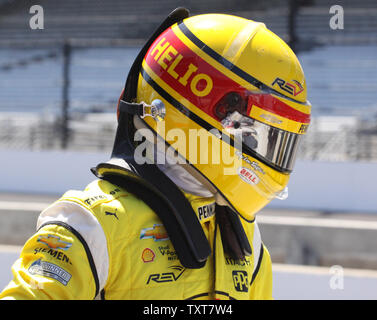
[197,203,215,221]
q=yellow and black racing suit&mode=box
[0,174,272,300]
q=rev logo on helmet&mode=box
[272,77,304,97]
[232,270,249,292]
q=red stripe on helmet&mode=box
[144,27,310,124]
[247,93,310,124]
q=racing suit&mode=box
[0,169,272,300]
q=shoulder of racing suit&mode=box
[36,178,160,299]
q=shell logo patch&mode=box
[142,248,156,263]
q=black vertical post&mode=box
[288,0,299,53]
[61,40,71,149]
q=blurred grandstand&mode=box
[0,0,377,157]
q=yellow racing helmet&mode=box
[123,12,311,222]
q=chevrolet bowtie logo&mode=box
[37,234,72,251]
[140,224,169,241]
